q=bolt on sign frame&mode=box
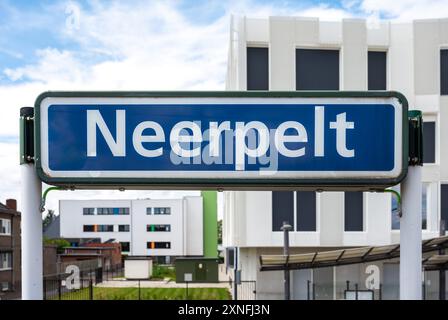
[33,91,408,191]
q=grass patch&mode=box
[51,287,231,300]
[151,264,176,281]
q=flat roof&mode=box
[125,256,153,260]
[63,246,116,250]
[260,235,448,271]
[60,253,103,257]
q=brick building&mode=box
[0,199,21,300]
[59,242,122,270]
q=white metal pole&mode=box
[21,162,43,300]
[400,165,422,300]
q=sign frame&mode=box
[34,91,409,190]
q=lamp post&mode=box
[281,221,292,300]
[20,107,43,300]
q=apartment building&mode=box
[60,195,214,263]
[224,16,448,299]
[0,199,21,300]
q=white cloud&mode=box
[4,48,84,83]
[348,0,448,21]
[0,0,236,214]
[0,142,20,205]
[292,4,354,20]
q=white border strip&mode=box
[40,96,403,180]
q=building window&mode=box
[153,207,171,215]
[441,184,448,228]
[97,208,110,215]
[118,225,130,232]
[423,121,436,164]
[0,218,11,235]
[441,49,448,95]
[296,49,339,90]
[147,242,171,249]
[147,224,171,232]
[226,247,236,268]
[120,242,130,252]
[296,192,317,231]
[1,282,9,291]
[0,252,12,270]
[146,207,152,215]
[368,51,387,90]
[247,47,269,90]
[83,208,95,215]
[272,191,294,231]
[83,224,114,232]
[344,192,363,231]
[97,225,114,232]
[119,207,130,215]
[272,191,317,232]
[97,207,129,215]
[83,225,95,232]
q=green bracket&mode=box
[383,189,402,217]
[408,110,423,166]
[40,186,66,212]
[19,107,34,164]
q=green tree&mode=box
[43,237,70,253]
[42,209,55,229]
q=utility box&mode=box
[175,257,219,283]
[124,256,153,279]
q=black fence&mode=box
[43,264,123,300]
[42,276,245,300]
[228,278,257,300]
[43,276,93,300]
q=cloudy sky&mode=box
[1,0,448,216]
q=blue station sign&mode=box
[35,91,408,190]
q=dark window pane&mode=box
[345,192,363,231]
[120,242,130,252]
[83,225,94,232]
[423,122,435,164]
[147,224,171,232]
[272,191,294,231]
[296,49,339,90]
[153,207,171,215]
[97,224,114,232]
[441,49,448,95]
[83,208,94,215]
[296,191,316,231]
[441,184,448,225]
[118,225,130,232]
[247,47,269,90]
[227,248,235,268]
[368,51,387,90]
[147,242,171,249]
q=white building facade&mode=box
[60,197,203,261]
[224,16,448,299]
